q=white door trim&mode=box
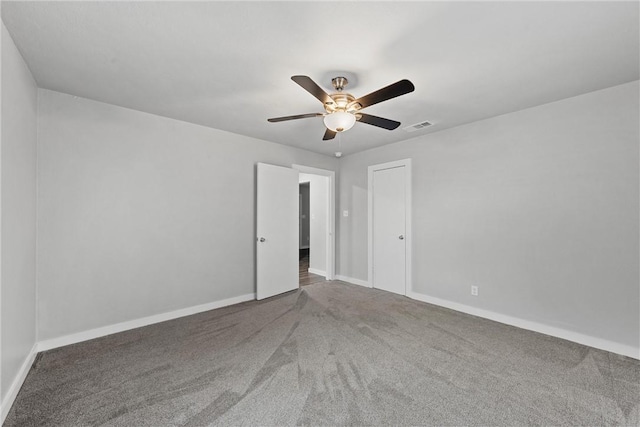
[292,164,336,280]
[368,159,412,294]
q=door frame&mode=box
[368,159,412,294]
[292,164,335,280]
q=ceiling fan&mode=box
[268,75,415,141]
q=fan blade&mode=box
[292,75,332,105]
[353,79,415,109]
[267,113,323,122]
[323,129,337,141]
[357,113,401,130]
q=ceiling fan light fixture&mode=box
[323,111,356,133]
[268,75,415,141]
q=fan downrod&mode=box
[331,77,348,92]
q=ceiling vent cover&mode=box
[404,120,433,132]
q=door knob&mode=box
[398,235,404,240]
[259,237,266,242]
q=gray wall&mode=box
[1,23,38,399]
[37,89,337,341]
[338,81,639,349]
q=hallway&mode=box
[299,249,325,287]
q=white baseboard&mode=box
[335,275,371,288]
[1,342,38,424]
[37,293,255,352]
[407,291,639,360]
[307,268,326,277]
[2,293,255,422]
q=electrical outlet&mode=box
[471,285,479,296]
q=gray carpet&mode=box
[5,281,639,426]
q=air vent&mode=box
[403,120,433,132]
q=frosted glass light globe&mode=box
[323,111,356,132]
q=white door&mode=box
[371,164,408,295]
[256,163,299,300]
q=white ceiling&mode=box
[2,1,638,156]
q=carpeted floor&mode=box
[5,281,639,426]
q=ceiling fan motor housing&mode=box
[324,93,360,113]
[325,77,362,115]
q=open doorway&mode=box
[294,164,335,287]
[298,182,317,285]
[298,177,327,287]
[255,162,335,299]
